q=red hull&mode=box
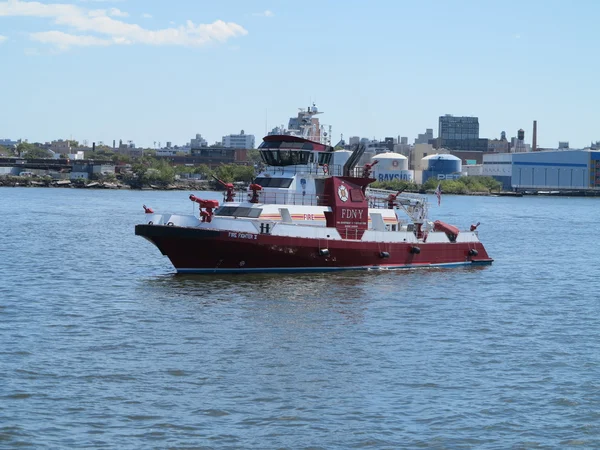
[135,225,493,273]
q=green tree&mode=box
[247,150,262,165]
[214,164,236,183]
[111,153,132,164]
[194,164,212,178]
[422,176,502,194]
[174,165,195,175]
[371,179,420,192]
[232,165,255,182]
[125,156,175,187]
[213,164,255,183]
[19,143,52,159]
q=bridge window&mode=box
[253,177,293,188]
[260,149,311,166]
[318,153,332,165]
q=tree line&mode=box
[371,176,503,194]
[3,143,504,193]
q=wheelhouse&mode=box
[258,135,334,167]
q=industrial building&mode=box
[482,153,513,190]
[437,115,488,152]
[512,150,599,191]
[482,149,600,192]
[222,130,255,149]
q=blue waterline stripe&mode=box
[176,261,492,274]
[513,162,588,168]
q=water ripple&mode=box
[2,190,600,448]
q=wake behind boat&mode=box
[135,106,493,274]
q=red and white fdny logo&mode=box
[337,185,349,202]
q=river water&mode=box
[2,187,600,449]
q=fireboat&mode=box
[135,106,493,273]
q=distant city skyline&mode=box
[1,0,599,149]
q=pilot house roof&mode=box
[260,135,333,152]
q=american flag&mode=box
[435,182,442,206]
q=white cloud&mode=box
[253,10,274,17]
[141,12,152,19]
[31,30,111,50]
[87,7,127,18]
[108,7,127,17]
[0,34,7,43]
[0,0,248,50]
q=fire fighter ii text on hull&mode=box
[135,105,493,273]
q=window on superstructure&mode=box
[317,153,332,165]
[260,149,310,166]
[260,150,277,165]
[253,177,293,188]
[215,206,262,218]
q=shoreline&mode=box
[0,178,217,191]
[8,177,594,197]
[0,178,496,196]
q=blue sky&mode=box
[1,0,599,149]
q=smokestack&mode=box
[532,120,537,151]
[92,142,95,152]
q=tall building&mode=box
[349,136,360,146]
[0,138,18,148]
[488,139,510,153]
[439,115,478,140]
[414,129,433,144]
[437,115,488,151]
[222,130,255,149]
[190,134,208,149]
[509,129,530,153]
[50,139,71,155]
[488,131,509,153]
[383,137,395,152]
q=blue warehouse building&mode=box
[512,150,600,191]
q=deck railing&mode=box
[228,190,330,206]
[261,164,343,177]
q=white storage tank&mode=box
[421,154,462,183]
[371,152,413,182]
[332,150,352,173]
